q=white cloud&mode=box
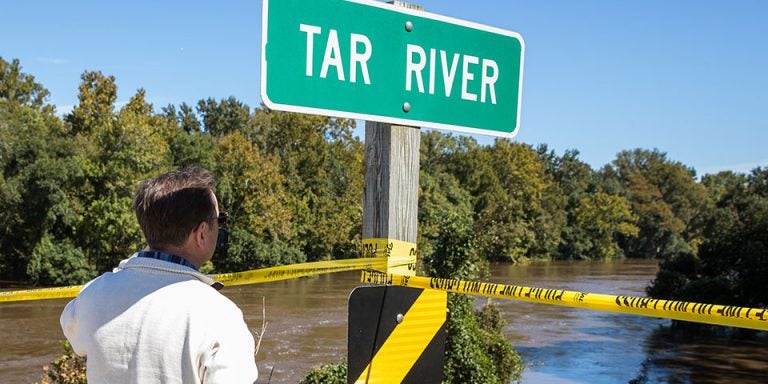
[55,104,74,116]
[36,57,68,65]
[55,101,129,117]
[699,160,768,176]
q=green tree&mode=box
[27,233,94,286]
[0,62,91,283]
[446,136,503,217]
[0,111,88,282]
[607,149,710,259]
[66,75,172,273]
[64,71,117,136]
[162,103,215,169]
[214,131,292,240]
[162,102,202,135]
[197,96,250,137]
[424,135,569,262]
[472,140,559,262]
[212,131,302,271]
[538,146,611,260]
[574,191,639,259]
[254,107,362,261]
[648,168,768,310]
[418,131,473,261]
[0,57,53,113]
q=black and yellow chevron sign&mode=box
[348,286,447,384]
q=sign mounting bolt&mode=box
[402,102,411,113]
[405,21,413,32]
[396,313,404,323]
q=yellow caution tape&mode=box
[0,256,403,303]
[361,270,768,332]
[361,238,418,276]
[212,257,390,286]
[0,285,83,303]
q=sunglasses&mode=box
[209,211,228,227]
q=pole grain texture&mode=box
[363,121,420,246]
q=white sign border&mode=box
[260,0,525,138]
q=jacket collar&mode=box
[117,254,224,290]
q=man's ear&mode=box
[192,221,208,248]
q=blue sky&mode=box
[3,0,767,175]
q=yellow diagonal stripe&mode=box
[355,288,447,384]
[361,270,768,332]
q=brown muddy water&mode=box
[1,259,766,383]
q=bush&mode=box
[299,362,347,384]
[37,341,86,384]
[424,212,523,383]
[443,294,523,384]
[476,299,524,382]
[443,294,498,384]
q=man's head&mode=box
[133,166,222,264]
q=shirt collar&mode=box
[136,250,198,271]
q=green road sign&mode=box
[261,0,525,138]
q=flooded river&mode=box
[1,259,766,383]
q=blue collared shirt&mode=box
[136,250,198,271]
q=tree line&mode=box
[2,57,767,312]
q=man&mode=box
[61,166,258,383]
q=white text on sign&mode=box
[299,23,499,104]
[406,44,498,104]
[300,24,373,84]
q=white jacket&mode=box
[61,255,258,383]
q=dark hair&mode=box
[133,166,216,248]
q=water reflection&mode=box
[633,326,768,384]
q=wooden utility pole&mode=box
[362,122,419,275]
[362,1,424,276]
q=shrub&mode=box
[299,362,347,384]
[38,341,86,384]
